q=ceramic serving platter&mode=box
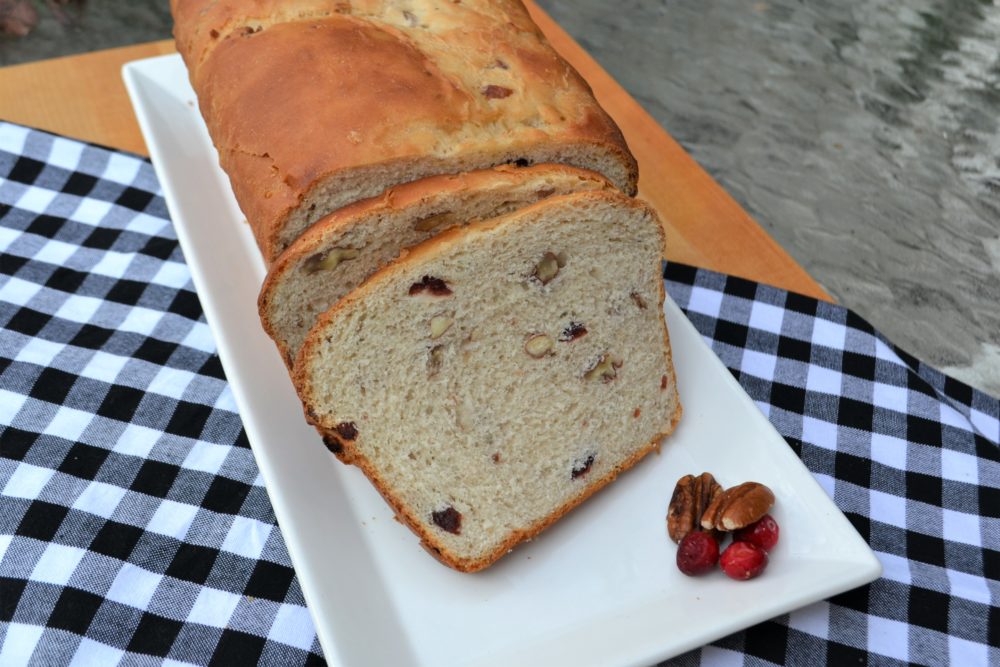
[123,54,881,666]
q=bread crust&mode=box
[172,1,637,262]
[294,190,681,571]
[258,163,614,366]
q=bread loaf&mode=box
[259,164,612,365]
[171,0,638,262]
[294,190,681,571]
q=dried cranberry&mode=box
[720,541,768,580]
[559,322,587,342]
[408,275,452,296]
[335,421,358,441]
[432,506,462,534]
[676,531,719,576]
[482,84,513,99]
[321,435,343,454]
[571,454,595,479]
[734,514,779,552]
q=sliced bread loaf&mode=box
[171,0,637,262]
[259,164,612,366]
[294,190,681,572]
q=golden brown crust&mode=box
[294,189,681,571]
[172,1,637,262]
[257,164,614,364]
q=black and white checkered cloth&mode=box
[0,120,996,666]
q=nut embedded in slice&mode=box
[532,252,560,285]
[427,345,445,376]
[303,247,359,274]
[584,353,622,382]
[524,333,554,358]
[413,211,453,232]
[430,315,454,339]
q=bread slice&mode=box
[294,190,681,572]
[259,164,613,366]
[171,0,637,262]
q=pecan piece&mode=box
[584,354,622,382]
[412,211,452,232]
[701,481,775,532]
[524,333,554,358]
[427,345,445,376]
[532,252,560,285]
[667,472,723,543]
[430,315,453,339]
[302,247,358,274]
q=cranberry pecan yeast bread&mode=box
[294,190,681,571]
[259,164,612,366]
[170,0,638,262]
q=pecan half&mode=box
[667,472,723,543]
[700,481,775,532]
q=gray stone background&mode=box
[2,0,997,397]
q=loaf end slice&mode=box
[173,3,637,262]
[259,164,613,367]
[294,190,681,572]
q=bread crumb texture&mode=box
[296,191,681,570]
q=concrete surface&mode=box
[537,0,1000,397]
[1,0,997,396]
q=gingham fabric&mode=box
[0,120,996,666]
[0,122,323,665]
[663,265,999,667]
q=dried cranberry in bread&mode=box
[170,0,638,262]
[294,190,682,571]
[259,164,612,366]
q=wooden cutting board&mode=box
[0,2,828,301]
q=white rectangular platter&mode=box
[123,54,881,667]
